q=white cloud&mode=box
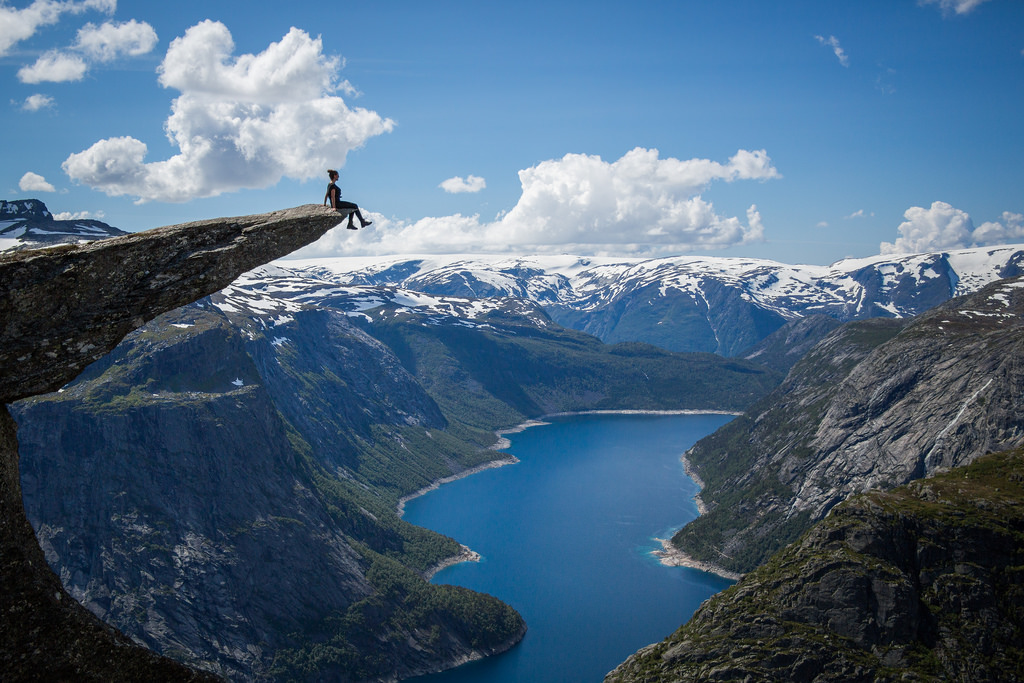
[74,19,157,62]
[19,171,56,192]
[440,175,486,193]
[880,201,1024,254]
[918,0,993,15]
[18,49,87,83]
[0,0,114,57]
[21,93,55,110]
[63,20,395,203]
[53,209,104,220]
[815,35,849,67]
[299,147,779,258]
[972,211,1024,245]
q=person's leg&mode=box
[336,201,359,228]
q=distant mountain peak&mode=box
[0,198,126,252]
[1,198,52,220]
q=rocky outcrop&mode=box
[0,205,346,680]
[606,447,1024,682]
[0,204,344,404]
[673,274,1024,575]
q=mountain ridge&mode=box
[285,245,1024,354]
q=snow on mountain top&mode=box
[221,264,549,329]
[273,244,1024,329]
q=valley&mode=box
[4,201,1024,681]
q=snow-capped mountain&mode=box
[0,199,126,252]
[282,246,1024,355]
[215,264,557,334]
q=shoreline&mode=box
[652,537,743,581]
[396,455,520,518]
[404,409,741,581]
[423,544,481,580]
[680,450,708,515]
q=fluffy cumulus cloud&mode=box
[918,0,993,15]
[0,0,114,57]
[21,93,54,110]
[64,20,394,202]
[815,35,849,67]
[302,148,779,257]
[880,201,1024,254]
[440,175,486,194]
[19,171,56,192]
[17,49,87,83]
[12,6,157,84]
[73,19,158,62]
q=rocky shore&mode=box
[652,538,742,581]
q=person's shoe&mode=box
[347,224,358,230]
[361,220,372,227]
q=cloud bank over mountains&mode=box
[303,148,779,257]
[881,201,1024,255]
[62,20,395,203]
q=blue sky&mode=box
[2,0,1022,265]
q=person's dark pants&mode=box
[336,201,366,226]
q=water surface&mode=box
[404,412,735,683]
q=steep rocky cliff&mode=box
[607,447,1024,682]
[0,205,369,680]
[673,274,1024,575]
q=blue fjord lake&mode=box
[404,412,735,683]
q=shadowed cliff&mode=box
[0,205,344,680]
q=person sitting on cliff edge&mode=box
[324,169,373,230]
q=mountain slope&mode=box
[607,447,1024,682]
[289,246,1024,355]
[673,274,1024,575]
[15,302,525,682]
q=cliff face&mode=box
[0,205,355,680]
[673,274,1024,574]
[607,447,1024,682]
